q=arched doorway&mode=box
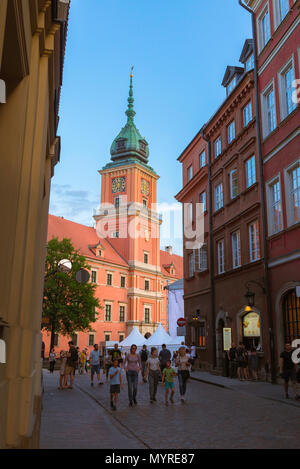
[283,290,300,344]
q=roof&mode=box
[239,39,254,64]
[221,66,244,87]
[47,215,128,267]
[48,215,183,277]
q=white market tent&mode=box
[119,326,145,349]
[146,323,172,346]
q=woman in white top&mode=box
[175,347,191,403]
[146,347,161,403]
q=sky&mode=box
[50,0,252,255]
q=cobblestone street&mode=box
[40,369,300,449]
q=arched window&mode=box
[283,290,300,344]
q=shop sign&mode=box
[223,328,232,351]
[243,312,260,337]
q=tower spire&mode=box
[126,65,136,122]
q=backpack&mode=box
[141,350,148,362]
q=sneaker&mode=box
[133,398,137,405]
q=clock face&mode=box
[112,177,125,193]
[141,179,150,196]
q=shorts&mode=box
[91,365,100,375]
[164,381,174,390]
[65,365,75,375]
[110,384,120,394]
[283,369,297,382]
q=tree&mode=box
[42,238,100,352]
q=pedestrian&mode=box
[237,342,248,381]
[227,343,237,379]
[146,347,161,403]
[41,341,45,360]
[64,341,78,389]
[124,344,142,407]
[90,343,102,387]
[49,348,56,374]
[249,347,258,380]
[139,344,149,383]
[176,346,191,403]
[172,350,178,366]
[104,350,111,381]
[74,346,80,375]
[190,342,197,370]
[159,344,172,374]
[110,343,122,365]
[280,343,300,400]
[162,360,177,406]
[58,350,67,390]
[109,358,122,411]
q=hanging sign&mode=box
[223,328,232,351]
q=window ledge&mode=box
[278,106,299,129]
[263,126,279,144]
[226,195,240,208]
[241,181,259,197]
[213,207,224,217]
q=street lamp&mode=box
[244,288,255,308]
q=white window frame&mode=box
[144,305,151,324]
[249,221,261,262]
[194,244,208,272]
[284,158,300,227]
[261,80,277,138]
[243,101,252,127]
[144,251,149,264]
[188,252,195,277]
[215,183,223,212]
[200,151,206,168]
[232,231,241,269]
[144,279,150,291]
[266,175,283,235]
[88,333,95,347]
[273,0,290,29]
[227,76,237,96]
[278,56,297,121]
[91,269,98,284]
[228,120,235,144]
[104,332,111,342]
[258,4,271,53]
[214,136,222,158]
[245,54,254,72]
[230,169,238,199]
[200,191,206,213]
[120,275,126,288]
[106,272,113,286]
[104,302,113,322]
[217,239,225,274]
[119,304,126,322]
[246,155,256,188]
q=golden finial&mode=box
[130,65,134,78]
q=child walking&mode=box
[162,360,177,406]
[109,359,122,411]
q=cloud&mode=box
[49,183,99,227]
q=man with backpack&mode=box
[140,345,149,383]
[64,341,78,389]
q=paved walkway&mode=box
[190,370,300,407]
[40,369,300,449]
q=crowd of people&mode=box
[47,341,195,410]
[47,340,300,407]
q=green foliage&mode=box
[43,238,99,337]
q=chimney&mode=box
[165,246,173,255]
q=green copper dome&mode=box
[110,73,149,164]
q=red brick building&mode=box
[244,0,300,358]
[176,40,271,372]
[43,76,183,354]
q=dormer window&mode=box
[116,139,126,151]
[98,250,102,257]
[227,76,237,96]
[140,140,147,153]
[245,54,254,72]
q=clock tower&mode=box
[94,72,164,336]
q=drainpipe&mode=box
[200,127,216,370]
[238,0,276,384]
